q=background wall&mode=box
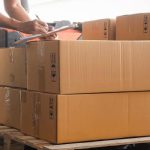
[1,0,150,23]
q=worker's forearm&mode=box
[4,0,31,21]
[0,13,50,34]
[6,5,31,21]
[0,13,20,30]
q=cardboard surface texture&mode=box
[0,87,21,129]
[0,47,26,88]
[27,40,150,94]
[21,91,150,144]
[21,91,39,137]
[116,13,150,40]
[82,19,116,40]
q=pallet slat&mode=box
[1,125,150,150]
[43,137,150,150]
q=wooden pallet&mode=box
[1,125,150,150]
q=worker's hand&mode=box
[17,19,49,34]
[41,33,57,40]
[41,25,57,40]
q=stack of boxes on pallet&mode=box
[1,13,150,144]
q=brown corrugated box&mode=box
[116,13,150,40]
[0,87,22,130]
[0,47,26,88]
[82,19,116,40]
[21,91,150,144]
[27,40,150,94]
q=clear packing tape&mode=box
[32,92,41,137]
[4,87,11,124]
[37,41,46,92]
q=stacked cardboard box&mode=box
[27,40,150,94]
[21,39,150,144]
[21,90,150,144]
[1,12,150,144]
[82,19,116,40]
[0,47,26,88]
[0,47,26,130]
[82,13,150,41]
[116,13,150,40]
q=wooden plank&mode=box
[5,131,23,138]
[0,126,9,130]
[1,125,150,150]
[43,137,150,150]
[0,125,45,150]
[0,129,17,136]
[13,135,36,145]
[26,139,48,145]
[26,139,49,150]
[0,129,17,132]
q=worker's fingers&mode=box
[48,25,54,31]
[47,26,58,38]
[51,33,57,38]
[48,33,57,39]
[40,32,58,40]
[29,20,49,34]
[35,19,49,30]
[35,28,48,34]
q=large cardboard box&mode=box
[21,91,150,144]
[27,40,150,94]
[0,87,21,129]
[116,13,150,40]
[0,47,26,88]
[82,19,116,40]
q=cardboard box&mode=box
[21,91,150,144]
[0,47,26,88]
[116,13,150,40]
[0,87,21,129]
[82,19,116,40]
[20,90,38,137]
[27,40,150,94]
